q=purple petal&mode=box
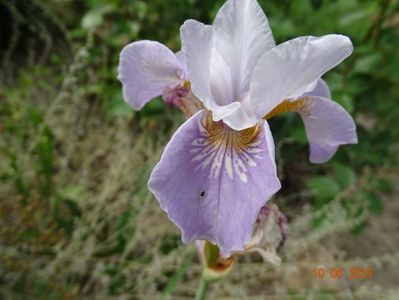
[148,110,281,256]
[300,96,358,163]
[118,41,185,110]
[302,78,331,99]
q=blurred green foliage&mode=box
[0,0,398,298]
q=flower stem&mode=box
[195,277,210,300]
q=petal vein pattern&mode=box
[148,111,280,256]
[191,114,263,183]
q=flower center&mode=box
[191,112,264,182]
[203,112,260,153]
[163,81,204,118]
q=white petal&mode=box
[118,41,185,110]
[175,50,187,72]
[180,20,214,110]
[250,35,353,119]
[209,49,234,106]
[264,120,277,173]
[216,103,258,131]
[213,0,275,102]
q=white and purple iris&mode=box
[118,0,357,257]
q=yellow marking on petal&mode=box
[182,80,191,89]
[203,112,259,153]
[264,98,308,120]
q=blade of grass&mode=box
[161,251,195,299]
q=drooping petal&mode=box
[181,19,258,131]
[299,96,358,163]
[241,203,288,265]
[302,78,331,99]
[211,101,259,131]
[118,41,185,110]
[250,35,353,119]
[213,0,275,101]
[148,110,281,256]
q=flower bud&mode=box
[196,240,235,281]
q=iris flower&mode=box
[118,0,357,256]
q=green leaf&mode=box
[106,90,132,117]
[141,98,166,116]
[81,5,115,31]
[339,10,368,27]
[161,253,193,299]
[160,234,181,255]
[336,93,354,113]
[333,163,356,189]
[290,126,307,145]
[312,212,326,229]
[307,176,341,201]
[372,178,393,193]
[353,53,383,74]
[36,125,55,196]
[351,218,366,235]
[367,192,383,215]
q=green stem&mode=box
[195,277,210,300]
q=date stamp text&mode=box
[312,267,374,280]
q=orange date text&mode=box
[312,267,374,280]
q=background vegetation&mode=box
[1,0,398,299]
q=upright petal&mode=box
[181,20,214,110]
[175,50,187,72]
[118,41,185,110]
[213,0,275,101]
[181,19,258,131]
[250,35,353,118]
[209,49,235,106]
[148,111,281,256]
[299,96,358,163]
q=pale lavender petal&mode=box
[250,35,353,119]
[148,111,281,256]
[300,96,358,163]
[302,78,331,99]
[118,41,185,110]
